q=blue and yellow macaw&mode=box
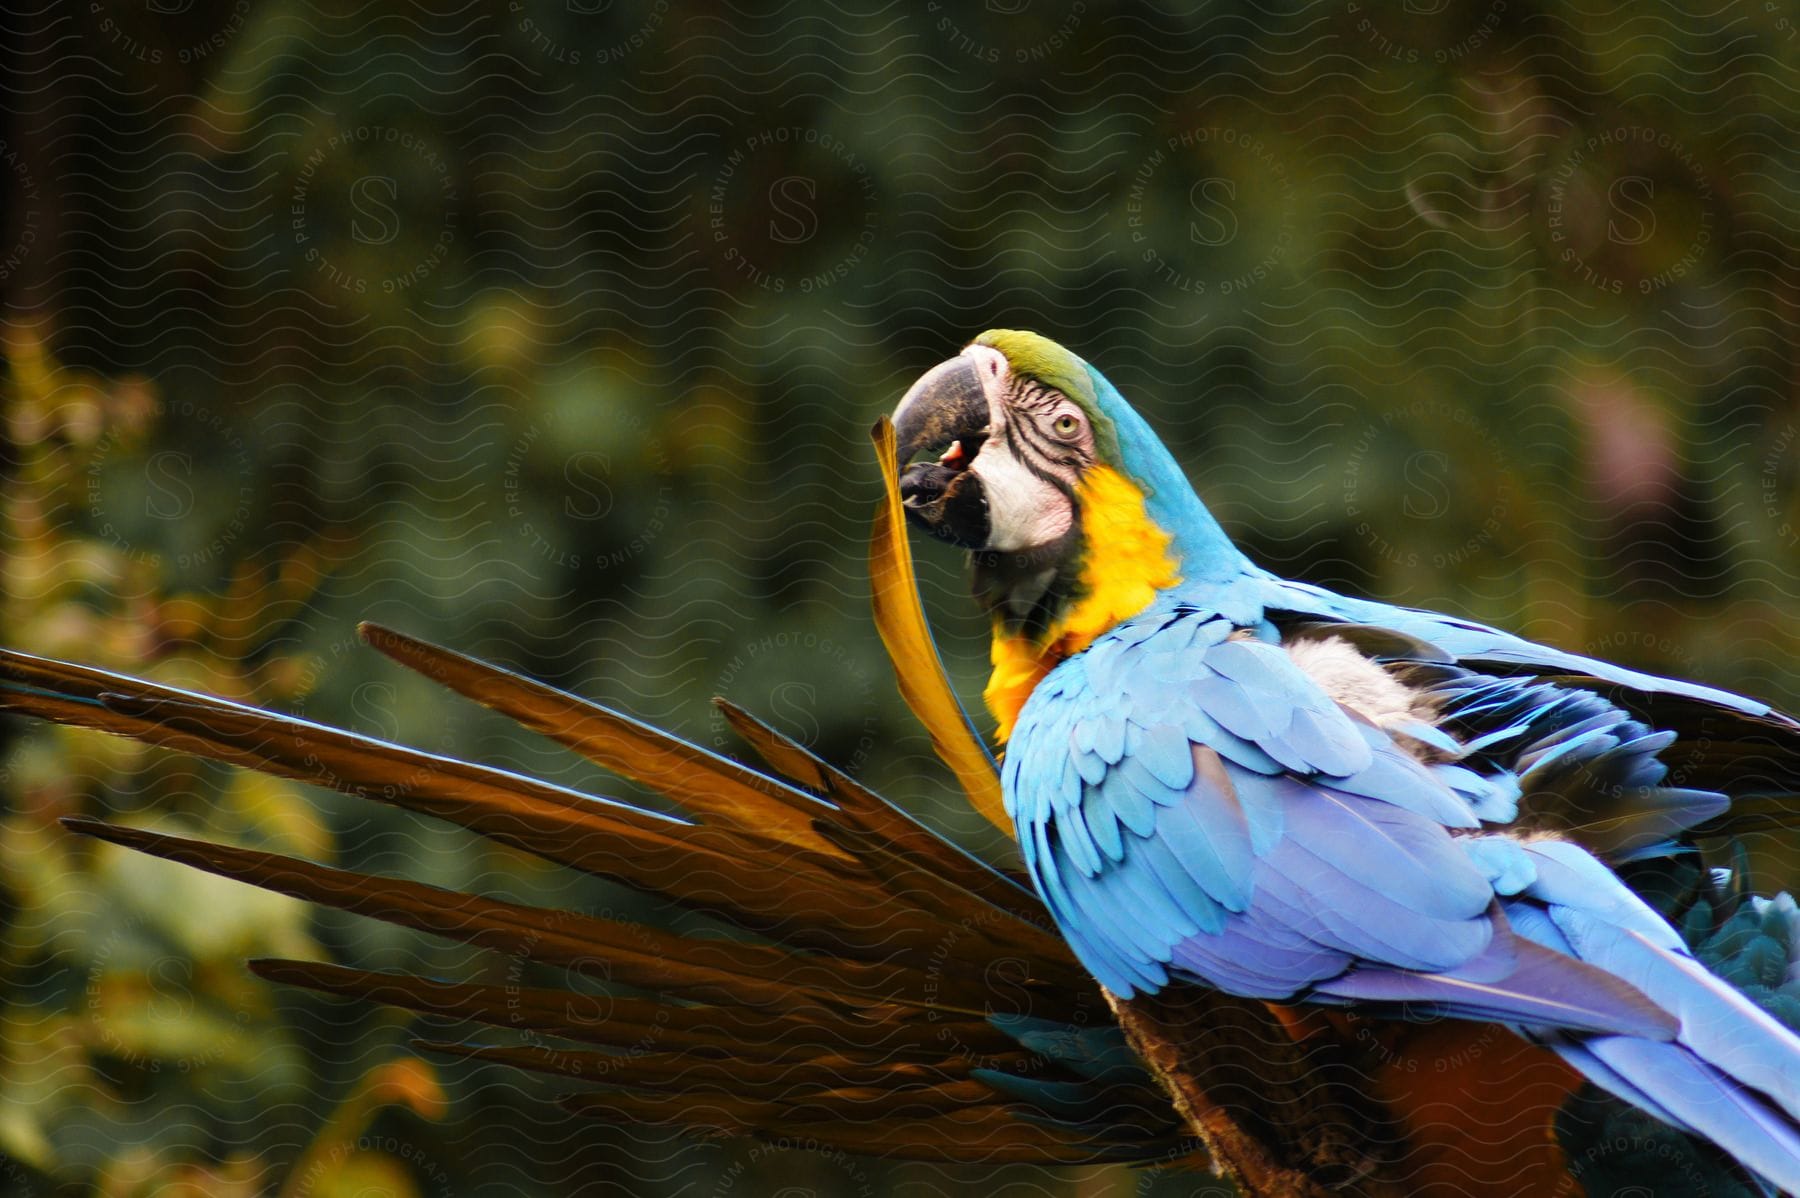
[890,329,1800,1192]
[5,332,1799,1195]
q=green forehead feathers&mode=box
[974,329,1093,403]
[974,329,1120,461]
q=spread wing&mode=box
[1002,607,1670,1032]
[1262,577,1800,840]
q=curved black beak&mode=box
[894,355,989,466]
[891,355,993,549]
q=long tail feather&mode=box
[66,817,1079,1019]
[362,619,1035,919]
[1503,851,1800,1192]
[869,417,1008,833]
[356,622,843,856]
[248,960,1027,1065]
[353,622,1054,941]
[1554,935,1800,1193]
[416,1039,985,1098]
[1574,1035,1800,1193]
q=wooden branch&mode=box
[1106,989,1410,1198]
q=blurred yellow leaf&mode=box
[156,594,215,643]
[362,1058,447,1122]
[81,970,261,1071]
[0,1004,92,1153]
[142,1157,263,1198]
[223,772,334,860]
[0,1079,62,1172]
[98,826,321,963]
[465,294,542,373]
[0,815,80,927]
[56,723,150,784]
[280,1057,448,1198]
[307,1150,418,1198]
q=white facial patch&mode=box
[957,341,1082,554]
[969,444,1073,551]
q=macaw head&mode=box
[894,331,1100,558]
[893,330,1247,643]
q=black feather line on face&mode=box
[935,371,1097,636]
[1005,382,1092,475]
[1002,419,1074,492]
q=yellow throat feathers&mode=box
[984,464,1181,741]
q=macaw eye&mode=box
[1051,413,1082,438]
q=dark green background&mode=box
[3,1,1799,1194]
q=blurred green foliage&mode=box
[0,337,455,1196]
[3,0,1800,1194]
